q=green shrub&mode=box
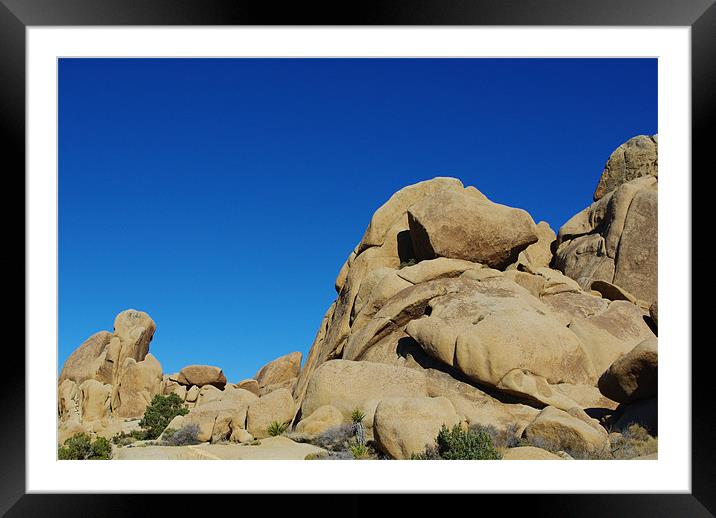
[138,394,189,440]
[434,424,501,460]
[349,442,371,460]
[267,420,289,437]
[58,433,112,460]
[609,423,658,459]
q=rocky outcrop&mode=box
[112,353,163,418]
[555,171,657,305]
[593,134,658,201]
[246,388,295,439]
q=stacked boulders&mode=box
[291,134,658,459]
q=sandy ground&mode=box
[113,436,326,460]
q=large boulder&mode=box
[404,277,596,388]
[182,390,258,443]
[598,337,657,404]
[373,397,460,459]
[255,352,302,389]
[407,189,538,269]
[299,360,429,425]
[246,388,295,439]
[58,379,79,422]
[523,406,609,457]
[112,353,163,418]
[176,365,227,389]
[568,301,655,377]
[295,405,345,436]
[58,331,114,385]
[555,175,657,304]
[78,379,112,423]
[593,134,658,201]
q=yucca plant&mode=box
[351,408,366,446]
[267,420,289,437]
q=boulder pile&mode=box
[59,134,658,458]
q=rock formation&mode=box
[59,134,658,459]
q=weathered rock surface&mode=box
[373,397,460,459]
[407,189,538,269]
[598,337,657,404]
[78,379,112,423]
[246,388,295,439]
[593,134,658,201]
[176,365,227,389]
[295,405,345,436]
[523,406,609,457]
[255,352,302,389]
[112,353,163,418]
[502,446,563,460]
[555,175,657,303]
[236,379,260,396]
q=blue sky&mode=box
[59,58,657,383]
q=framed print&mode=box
[3,0,711,515]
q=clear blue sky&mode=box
[59,58,657,383]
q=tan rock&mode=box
[183,399,251,443]
[78,379,112,422]
[496,369,580,412]
[649,301,658,327]
[408,189,538,269]
[590,280,638,303]
[185,385,200,402]
[230,428,254,443]
[540,291,609,327]
[524,406,609,457]
[255,352,302,389]
[555,175,657,303]
[211,411,233,443]
[236,379,260,396]
[176,365,227,389]
[299,360,429,425]
[593,134,658,201]
[373,396,460,459]
[58,379,79,422]
[162,380,187,401]
[246,388,295,439]
[259,377,298,397]
[195,385,222,406]
[295,405,345,436]
[598,337,657,403]
[112,353,163,418]
[396,257,483,285]
[405,277,596,388]
[502,446,563,460]
[510,221,556,270]
[58,331,114,385]
[569,300,655,376]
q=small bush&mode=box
[471,423,522,450]
[112,429,146,446]
[139,394,189,440]
[434,424,501,460]
[162,423,201,446]
[267,420,289,437]
[314,423,354,451]
[610,423,658,459]
[58,433,112,460]
[349,442,371,460]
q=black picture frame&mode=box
[3,1,709,515]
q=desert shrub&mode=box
[162,423,201,446]
[138,394,189,440]
[313,423,354,451]
[267,420,289,437]
[610,423,658,459]
[470,423,522,449]
[434,424,501,460]
[351,408,366,423]
[349,442,370,459]
[112,429,147,445]
[351,408,366,446]
[58,433,112,460]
